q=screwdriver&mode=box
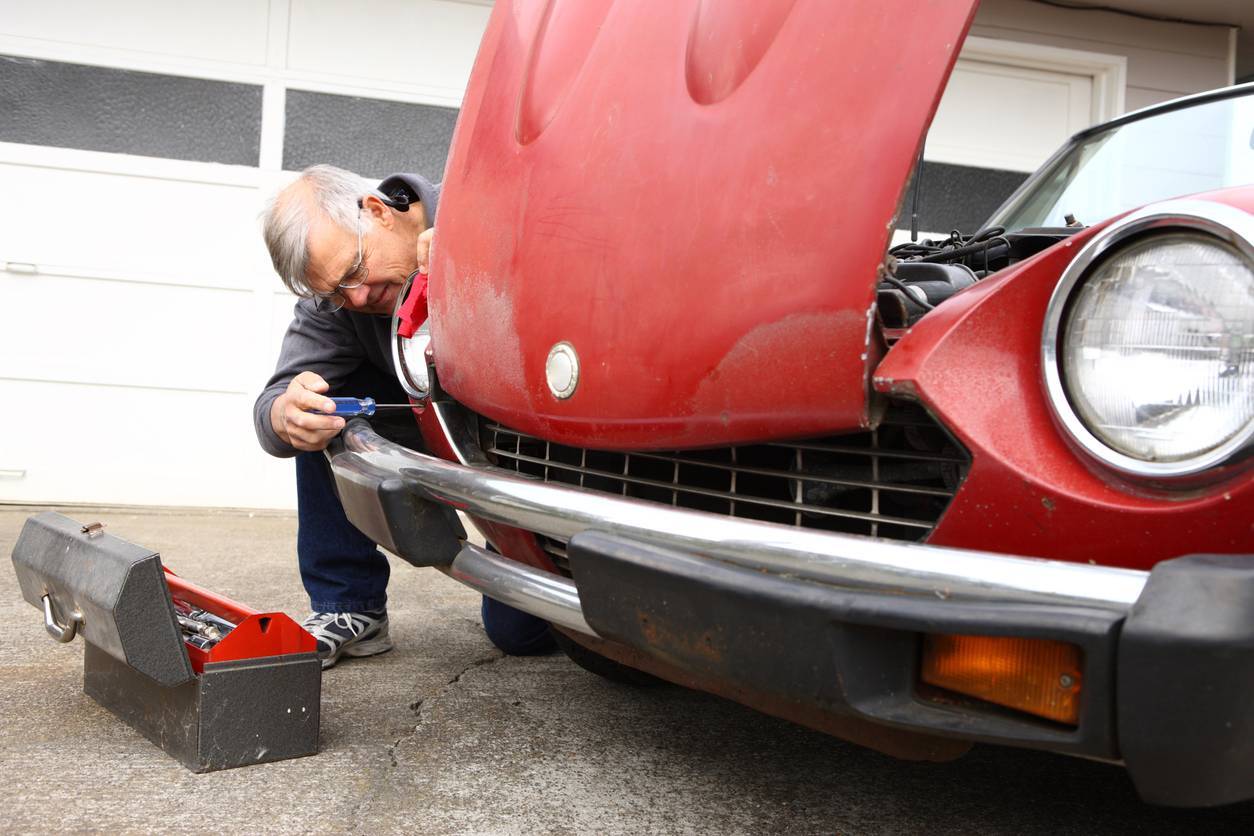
[308,397,415,417]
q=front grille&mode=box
[478,401,968,571]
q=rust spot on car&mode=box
[636,609,724,664]
[1041,496,1056,512]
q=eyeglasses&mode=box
[312,207,369,312]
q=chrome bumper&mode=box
[334,418,1146,614]
[327,416,1254,807]
[450,542,593,635]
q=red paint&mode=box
[685,0,800,105]
[430,0,979,450]
[164,569,316,674]
[396,271,428,339]
[204,613,316,668]
[516,0,617,145]
[876,189,1254,570]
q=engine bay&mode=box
[876,226,1082,331]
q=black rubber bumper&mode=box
[568,531,1124,759]
[1118,554,1254,807]
[568,531,1254,807]
[324,435,465,567]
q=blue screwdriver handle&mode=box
[325,397,376,417]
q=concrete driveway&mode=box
[2,506,1250,834]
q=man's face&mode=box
[305,195,427,316]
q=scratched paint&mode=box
[433,265,528,411]
[689,309,868,430]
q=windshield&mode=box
[989,91,1254,231]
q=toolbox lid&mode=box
[11,512,195,687]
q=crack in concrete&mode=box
[386,650,505,768]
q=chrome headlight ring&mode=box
[391,269,433,400]
[1041,199,1254,480]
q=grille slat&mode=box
[769,440,967,464]
[487,444,953,498]
[486,446,935,528]
[480,400,969,565]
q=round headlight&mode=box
[1063,233,1253,463]
[396,325,432,398]
[1043,201,1254,478]
[391,271,432,399]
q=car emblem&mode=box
[545,342,579,399]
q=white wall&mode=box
[0,0,490,509]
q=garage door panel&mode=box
[0,380,292,507]
[0,162,269,289]
[0,0,269,66]
[3,273,253,393]
[287,0,489,93]
[928,60,1092,173]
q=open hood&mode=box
[429,0,978,449]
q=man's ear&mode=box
[360,193,395,229]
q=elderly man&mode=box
[256,164,554,668]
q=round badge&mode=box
[545,342,579,399]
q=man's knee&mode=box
[481,595,557,656]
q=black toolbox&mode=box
[10,511,321,772]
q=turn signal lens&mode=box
[920,634,1083,725]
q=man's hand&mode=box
[271,371,345,452]
[415,227,434,275]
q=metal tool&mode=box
[172,598,237,650]
[177,613,221,641]
[308,397,415,417]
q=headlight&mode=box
[395,326,432,398]
[392,271,432,399]
[1043,200,1254,479]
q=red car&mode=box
[328,0,1254,807]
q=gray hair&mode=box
[261,164,377,297]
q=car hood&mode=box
[428,0,978,449]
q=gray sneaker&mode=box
[301,609,393,669]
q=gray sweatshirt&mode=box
[253,175,439,458]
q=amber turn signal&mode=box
[919,634,1083,725]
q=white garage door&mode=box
[0,154,287,508]
[0,0,489,509]
[896,35,1126,241]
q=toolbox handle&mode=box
[42,594,81,643]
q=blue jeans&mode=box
[295,439,555,655]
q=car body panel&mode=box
[874,188,1254,571]
[429,0,979,449]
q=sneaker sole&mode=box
[321,631,394,669]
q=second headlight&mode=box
[1043,201,1254,479]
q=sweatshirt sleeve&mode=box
[253,299,369,458]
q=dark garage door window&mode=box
[0,54,262,166]
[283,89,458,182]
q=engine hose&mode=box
[917,238,1010,265]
